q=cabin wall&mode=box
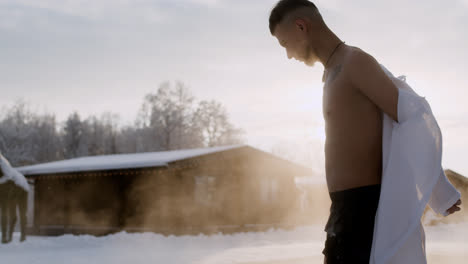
[34,171,134,235]
[36,178,66,229]
[121,158,245,234]
[123,170,179,232]
[31,148,309,236]
[239,150,300,226]
[65,176,122,229]
[117,149,300,234]
[180,155,244,229]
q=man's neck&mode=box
[313,29,343,68]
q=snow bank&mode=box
[0,153,29,191]
[1,223,467,264]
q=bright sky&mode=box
[1,0,468,176]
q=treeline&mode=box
[0,82,244,167]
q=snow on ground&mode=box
[1,223,467,264]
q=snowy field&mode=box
[1,223,467,264]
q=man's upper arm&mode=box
[348,51,399,123]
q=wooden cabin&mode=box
[17,145,314,236]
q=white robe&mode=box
[370,66,461,264]
[0,153,29,191]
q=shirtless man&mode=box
[268,0,462,263]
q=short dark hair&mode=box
[269,0,319,35]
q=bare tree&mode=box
[138,82,200,150]
[0,81,246,165]
[193,100,244,147]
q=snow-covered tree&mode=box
[62,112,87,159]
[31,114,62,163]
[115,126,138,153]
[83,113,120,156]
[0,100,37,166]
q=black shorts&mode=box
[322,184,381,264]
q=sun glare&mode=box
[313,122,326,144]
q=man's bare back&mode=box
[322,46,384,192]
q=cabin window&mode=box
[194,176,215,206]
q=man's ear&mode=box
[295,19,307,32]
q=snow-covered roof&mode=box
[16,145,244,176]
[0,153,30,191]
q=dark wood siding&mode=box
[29,147,310,236]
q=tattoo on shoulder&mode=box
[326,65,342,84]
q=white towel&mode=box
[370,66,461,264]
[0,153,30,192]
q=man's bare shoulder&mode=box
[331,47,371,87]
[341,46,400,122]
[340,46,385,87]
[326,46,380,85]
[342,46,378,70]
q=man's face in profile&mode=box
[273,19,318,66]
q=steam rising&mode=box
[32,147,333,236]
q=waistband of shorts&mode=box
[329,184,381,202]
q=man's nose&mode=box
[286,50,293,60]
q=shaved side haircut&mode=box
[269,0,321,35]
